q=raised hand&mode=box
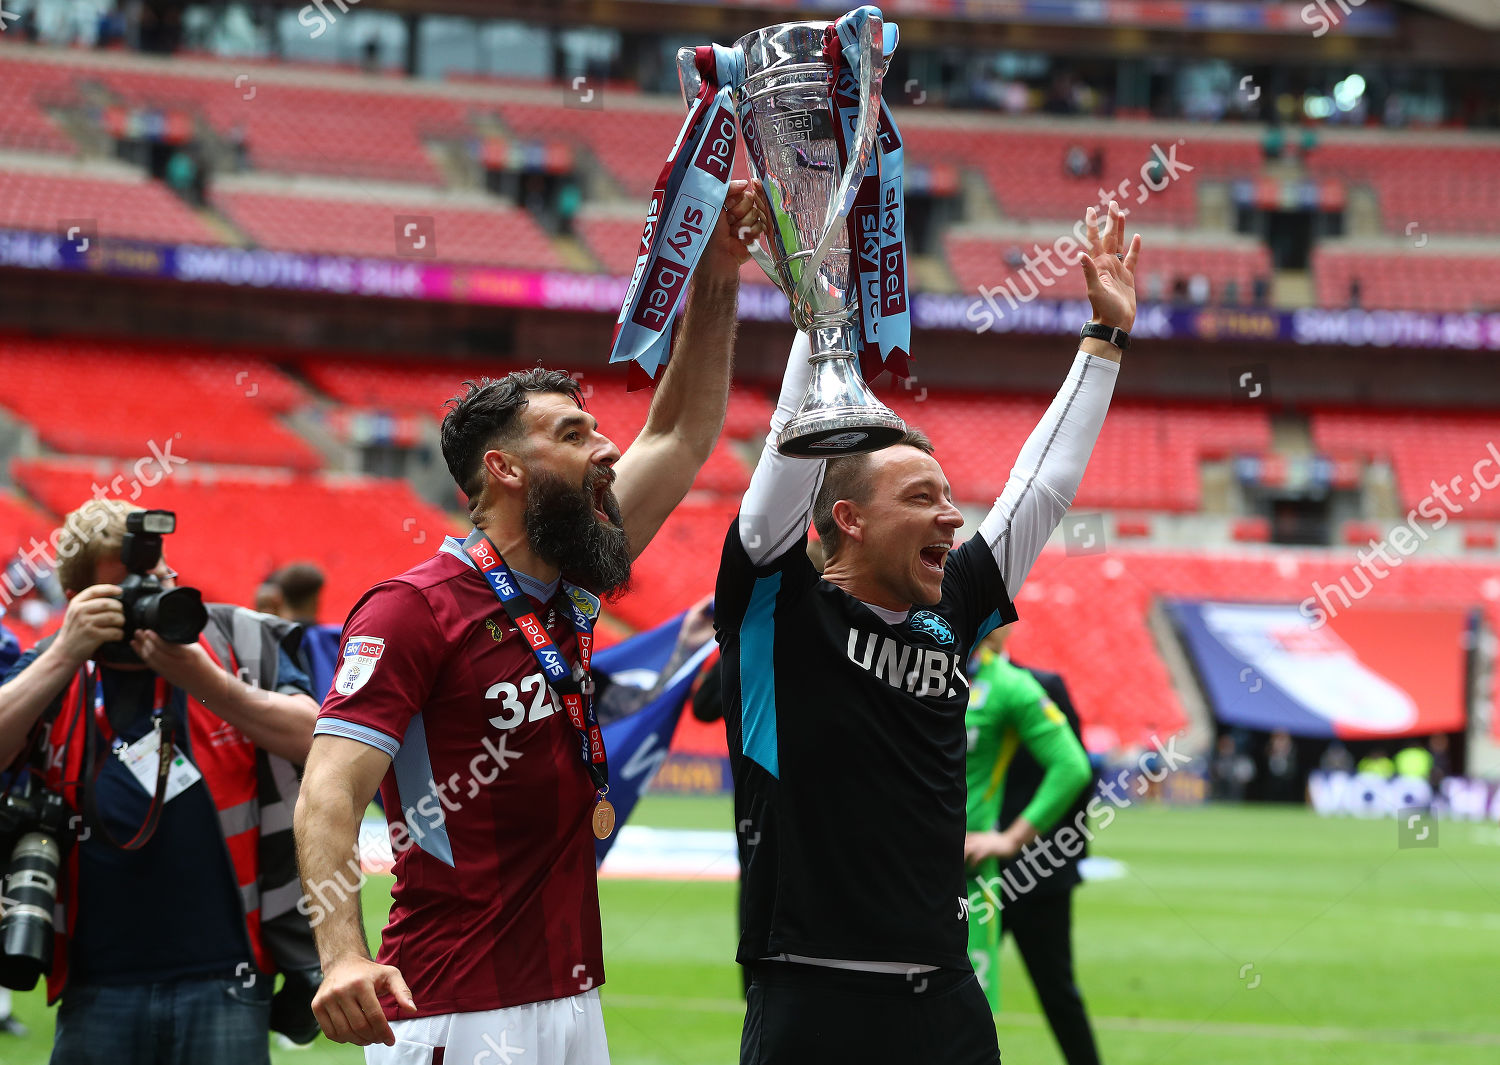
[700,178,768,278]
[1079,200,1142,332]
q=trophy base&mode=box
[777,408,908,457]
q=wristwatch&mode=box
[1080,322,1130,350]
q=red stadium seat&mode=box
[1312,408,1500,521]
[11,458,461,625]
[1306,140,1500,237]
[214,188,562,268]
[946,232,1271,302]
[0,337,317,469]
[0,168,224,246]
[0,54,79,155]
[1312,247,1500,313]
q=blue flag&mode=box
[593,608,717,865]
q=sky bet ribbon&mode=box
[461,529,614,833]
[827,6,911,382]
[609,45,743,390]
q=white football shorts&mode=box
[364,989,610,1065]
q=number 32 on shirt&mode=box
[485,672,559,730]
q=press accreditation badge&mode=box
[335,636,385,696]
[118,728,202,801]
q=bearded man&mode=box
[293,182,763,1065]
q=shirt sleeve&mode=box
[314,581,443,759]
[0,648,40,688]
[939,533,1019,659]
[978,350,1118,594]
[735,331,825,569]
[715,514,820,636]
[1012,684,1093,834]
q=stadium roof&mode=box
[1402,0,1500,28]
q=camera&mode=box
[100,509,207,663]
[0,785,70,991]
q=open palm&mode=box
[1080,200,1142,331]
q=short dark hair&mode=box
[440,369,583,506]
[811,428,935,555]
[275,561,324,612]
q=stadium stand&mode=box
[0,338,318,469]
[12,457,459,624]
[0,167,224,245]
[1305,140,1500,235]
[1009,546,1500,749]
[874,388,1272,511]
[945,231,1272,304]
[897,123,1260,225]
[0,55,78,155]
[213,187,563,267]
[1312,247,1500,312]
[298,356,774,443]
[495,99,687,200]
[97,68,472,185]
[1310,407,1500,521]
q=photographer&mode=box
[0,499,320,1065]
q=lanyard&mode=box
[462,528,608,793]
[80,663,177,851]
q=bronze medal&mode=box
[591,798,616,840]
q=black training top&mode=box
[715,522,1018,970]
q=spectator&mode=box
[1223,278,1240,307]
[0,499,322,1063]
[274,562,324,626]
[1357,747,1395,778]
[1211,733,1255,801]
[1264,730,1300,802]
[1319,740,1354,774]
[1393,743,1434,782]
[1349,277,1362,309]
[1065,145,1091,179]
[1188,272,1211,306]
[1428,734,1452,787]
[1251,275,1272,307]
[164,149,200,206]
[254,576,285,617]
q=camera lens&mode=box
[136,586,208,645]
[0,832,60,991]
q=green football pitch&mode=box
[2,797,1496,1065]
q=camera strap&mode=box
[79,667,175,851]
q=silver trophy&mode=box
[679,19,906,457]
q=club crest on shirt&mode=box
[908,610,954,647]
[484,618,506,642]
[567,585,600,622]
[335,636,384,696]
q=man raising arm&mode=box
[295,185,764,1064]
[715,203,1138,1065]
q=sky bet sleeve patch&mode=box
[334,636,386,696]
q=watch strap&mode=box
[1080,322,1130,350]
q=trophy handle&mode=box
[793,13,883,317]
[676,47,784,294]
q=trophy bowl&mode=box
[680,20,908,457]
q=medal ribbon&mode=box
[462,529,607,792]
[609,45,745,388]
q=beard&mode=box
[524,467,632,598]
